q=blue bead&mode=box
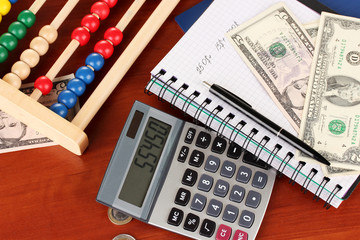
[9,0,18,3]
[58,90,77,109]
[67,78,86,96]
[75,66,95,85]
[50,103,68,118]
[85,53,104,71]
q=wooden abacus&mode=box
[0,0,180,155]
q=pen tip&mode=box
[316,153,331,166]
[203,81,211,88]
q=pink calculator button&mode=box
[233,230,248,240]
[216,224,232,240]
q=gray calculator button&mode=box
[245,190,261,208]
[214,179,229,197]
[229,185,245,203]
[206,199,223,217]
[191,193,207,212]
[220,160,236,178]
[239,210,255,228]
[198,174,214,192]
[222,204,239,223]
[252,171,268,189]
[236,166,252,183]
[204,155,220,173]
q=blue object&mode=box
[9,0,18,4]
[58,90,77,109]
[67,78,86,97]
[50,103,68,118]
[75,66,95,85]
[85,53,105,71]
[317,0,360,18]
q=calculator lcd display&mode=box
[119,117,172,207]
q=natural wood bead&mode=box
[11,61,31,80]
[39,25,58,44]
[30,36,49,56]
[2,72,22,89]
[20,49,40,68]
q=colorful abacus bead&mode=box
[34,76,53,95]
[0,0,11,22]
[85,53,105,71]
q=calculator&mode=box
[97,101,276,240]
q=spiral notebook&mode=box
[145,0,360,208]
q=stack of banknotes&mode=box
[227,3,360,176]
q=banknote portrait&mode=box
[0,110,27,148]
[324,75,360,107]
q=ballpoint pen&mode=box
[203,81,331,166]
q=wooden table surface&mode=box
[0,0,359,239]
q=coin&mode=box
[112,234,136,240]
[107,208,133,225]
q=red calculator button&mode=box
[216,224,232,240]
[233,230,248,240]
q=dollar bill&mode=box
[226,2,315,132]
[304,21,319,43]
[0,74,79,153]
[297,12,360,172]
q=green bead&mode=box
[17,10,36,28]
[8,21,27,40]
[0,45,9,63]
[0,33,18,51]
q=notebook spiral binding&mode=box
[145,69,349,209]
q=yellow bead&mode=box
[20,49,40,68]
[30,36,49,56]
[39,25,58,44]
[0,14,2,23]
[3,72,22,89]
[11,61,31,80]
[0,0,11,16]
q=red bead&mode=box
[104,27,123,46]
[101,0,118,8]
[71,27,90,46]
[34,76,53,95]
[90,2,110,20]
[94,40,114,59]
[81,14,100,33]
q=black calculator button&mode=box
[239,210,255,228]
[184,128,196,144]
[183,213,200,232]
[211,136,227,154]
[198,174,214,192]
[227,142,243,159]
[174,188,191,206]
[252,171,268,189]
[177,146,189,162]
[222,204,239,223]
[191,193,207,212]
[236,166,252,183]
[204,155,220,173]
[245,190,261,209]
[199,219,216,237]
[220,160,236,178]
[214,179,230,197]
[167,208,183,226]
[182,169,198,186]
[196,131,211,149]
[229,185,245,203]
[207,199,223,217]
[189,150,205,167]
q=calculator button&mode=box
[185,128,196,144]
[214,179,230,197]
[211,136,227,154]
[167,207,183,226]
[223,204,239,223]
[196,131,211,148]
[227,142,242,159]
[216,224,232,240]
[233,229,248,240]
[229,185,245,203]
[200,219,216,237]
[205,155,220,173]
[189,150,205,167]
[239,210,255,228]
[182,168,198,186]
[207,199,223,217]
[236,166,252,183]
[220,160,236,178]
[174,188,191,206]
[183,213,200,232]
[245,190,261,209]
[191,193,207,212]
[177,146,189,162]
[198,174,214,192]
[252,171,268,189]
